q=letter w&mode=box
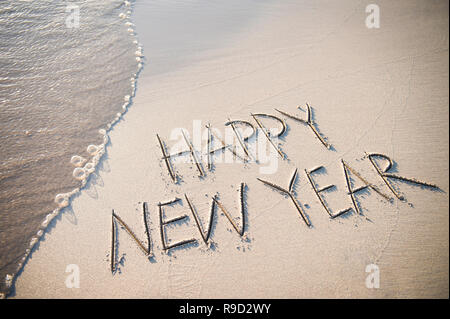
[187,183,246,244]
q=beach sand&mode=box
[11,0,448,298]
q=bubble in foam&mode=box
[136,57,141,62]
[70,155,87,167]
[87,144,99,155]
[5,274,12,289]
[119,13,126,19]
[124,1,131,6]
[29,237,38,248]
[73,167,86,180]
[55,193,69,207]
[99,129,106,136]
[127,28,134,33]
[84,162,95,174]
[41,215,51,228]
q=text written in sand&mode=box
[109,103,440,273]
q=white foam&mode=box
[41,215,51,228]
[84,162,95,174]
[4,275,12,289]
[70,155,87,167]
[87,144,99,155]
[54,193,69,207]
[72,167,86,180]
[29,237,38,248]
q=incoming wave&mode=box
[0,0,143,297]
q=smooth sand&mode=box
[12,0,448,298]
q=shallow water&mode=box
[0,0,139,294]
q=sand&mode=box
[11,0,448,298]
